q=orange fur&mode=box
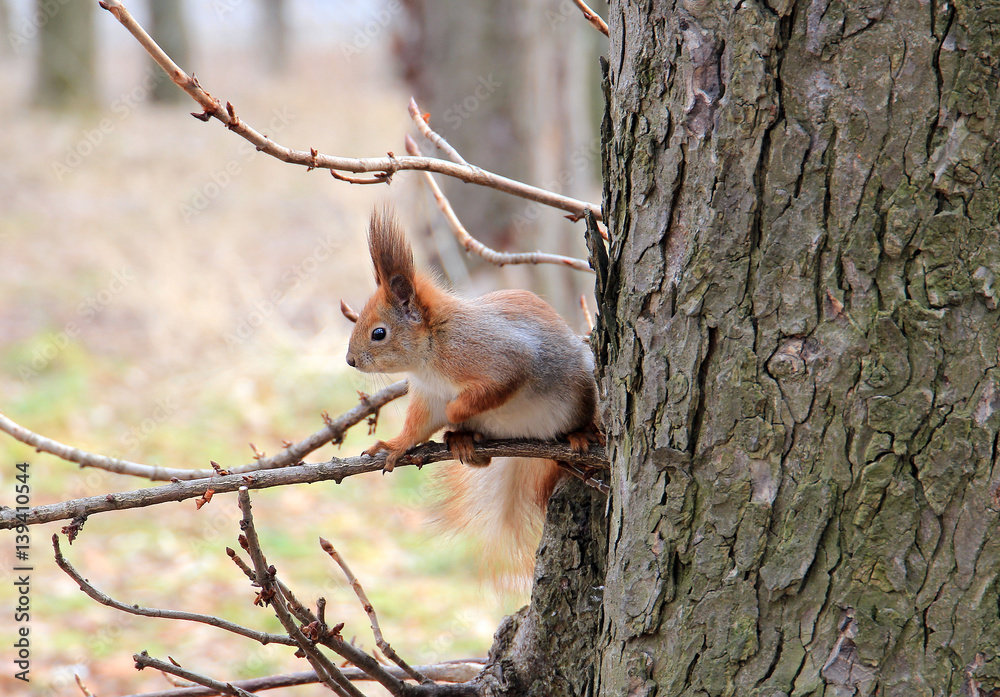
[368,207,414,289]
[430,458,563,588]
[345,206,601,584]
[364,391,437,471]
[445,379,523,424]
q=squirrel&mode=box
[345,206,601,581]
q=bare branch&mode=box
[405,136,593,273]
[571,0,610,36]
[331,170,392,185]
[340,300,360,323]
[320,538,431,684]
[237,489,368,697]
[75,675,97,697]
[580,295,595,334]
[408,98,467,166]
[1,440,608,530]
[52,535,296,647]
[97,0,602,222]
[553,460,610,495]
[244,551,458,697]
[117,663,486,697]
[133,652,260,697]
[0,381,407,481]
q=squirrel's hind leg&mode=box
[444,430,492,466]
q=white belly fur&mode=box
[409,372,575,439]
[465,388,575,439]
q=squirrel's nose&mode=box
[346,355,356,368]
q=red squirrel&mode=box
[345,207,601,579]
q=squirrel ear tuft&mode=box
[389,274,421,322]
[368,206,414,288]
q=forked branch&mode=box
[133,652,259,697]
[405,135,594,273]
[234,490,481,697]
[97,0,601,222]
[321,538,430,684]
[57,495,486,697]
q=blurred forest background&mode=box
[0,0,605,694]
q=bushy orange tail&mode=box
[429,458,563,589]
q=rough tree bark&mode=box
[487,0,1000,695]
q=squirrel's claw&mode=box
[445,430,491,467]
[383,450,403,472]
[565,424,605,453]
[364,440,402,472]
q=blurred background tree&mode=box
[0,0,10,58]
[148,0,190,103]
[259,0,289,73]
[34,0,97,109]
[395,0,606,317]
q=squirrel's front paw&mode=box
[364,440,389,457]
[444,430,491,467]
[364,440,401,472]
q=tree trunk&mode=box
[259,0,288,73]
[34,0,96,109]
[0,0,11,58]
[489,0,1000,695]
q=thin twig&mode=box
[2,440,608,530]
[52,535,297,647]
[571,0,610,36]
[117,663,486,697]
[408,98,467,166]
[237,489,365,697]
[405,135,593,273]
[75,675,97,697]
[0,381,407,481]
[133,652,259,697]
[239,493,478,696]
[320,538,431,684]
[331,170,392,185]
[580,295,595,334]
[553,461,610,495]
[97,0,601,222]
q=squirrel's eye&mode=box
[371,327,387,341]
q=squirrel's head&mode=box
[346,207,431,373]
